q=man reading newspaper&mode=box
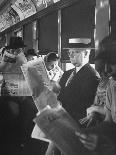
[21,56,97,155]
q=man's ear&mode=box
[84,50,88,58]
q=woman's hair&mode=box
[25,49,37,57]
[44,52,59,62]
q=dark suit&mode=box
[58,63,100,122]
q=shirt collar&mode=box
[75,65,83,73]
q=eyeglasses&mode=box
[67,50,83,57]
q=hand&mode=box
[2,50,16,63]
[45,88,58,108]
[75,131,98,151]
[35,88,58,111]
[87,106,99,116]
[50,81,61,95]
[87,106,105,116]
[79,116,90,125]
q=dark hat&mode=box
[5,36,26,49]
[64,38,93,50]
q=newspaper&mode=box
[21,57,50,90]
[35,105,93,155]
[21,57,59,111]
[1,52,31,96]
[21,57,59,141]
[21,57,51,109]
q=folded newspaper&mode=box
[1,52,31,96]
[35,105,94,155]
[21,57,59,141]
[21,57,57,110]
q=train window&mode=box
[38,11,58,55]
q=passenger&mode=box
[0,36,37,155]
[79,51,111,127]
[58,38,99,123]
[45,38,99,155]
[0,36,27,95]
[44,52,63,82]
[76,37,116,155]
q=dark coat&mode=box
[58,63,100,122]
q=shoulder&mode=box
[108,78,116,90]
[81,63,100,79]
[62,68,74,77]
[59,68,74,84]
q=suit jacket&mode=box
[58,63,100,122]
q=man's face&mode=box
[9,48,24,55]
[68,49,85,67]
[45,60,58,71]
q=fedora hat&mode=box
[64,38,93,50]
[5,36,26,49]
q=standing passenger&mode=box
[75,37,116,155]
[0,36,35,155]
[45,38,99,155]
[58,38,99,123]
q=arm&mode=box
[87,105,105,117]
[80,75,99,108]
[104,82,113,123]
[0,61,9,72]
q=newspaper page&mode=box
[21,57,52,109]
[21,57,59,111]
[21,57,59,142]
[1,52,31,96]
[21,57,50,90]
[35,105,93,155]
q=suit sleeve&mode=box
[80,75,99,108]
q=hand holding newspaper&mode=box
[35,105,94,155]
[21,58,96,154]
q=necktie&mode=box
[65,68,76,87]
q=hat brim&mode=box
[5,44,26,49]
[63,47,95,50]
[63,42,95,50]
